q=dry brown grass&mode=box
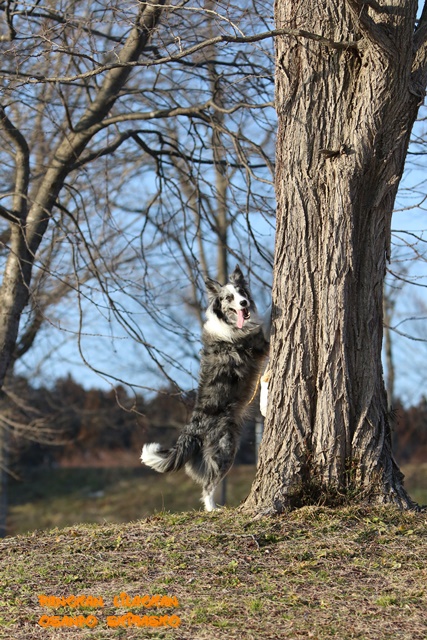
[1,505,426,640]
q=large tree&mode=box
[244,0,427,513]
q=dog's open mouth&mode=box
[235,308,250,329]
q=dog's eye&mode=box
[225,294,234,302]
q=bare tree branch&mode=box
[0,0,16,42]
[0,27,359,85]
[412,3,427,97]
[345,0,397,53]
[0,204,18,225]
[23,0,166,255]
[0,106,29,220]
[0,0,277,398]
[415,1,427,48]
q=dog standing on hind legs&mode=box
[141,264,270,511]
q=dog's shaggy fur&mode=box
[141,265,269,511]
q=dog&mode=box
[141,264,269,511]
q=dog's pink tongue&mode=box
[237,309,245,329]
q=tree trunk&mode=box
[383,296,395,409]
[244,0,427,513]
[0,420,9,538]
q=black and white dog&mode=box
[141,265,269,511]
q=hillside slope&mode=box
[0,507,426,639]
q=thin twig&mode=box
[0,27,359,85]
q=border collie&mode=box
[141,265,269,511]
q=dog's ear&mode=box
[205,277,222,301]
[229,264,246,287]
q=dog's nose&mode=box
[240,299,248,307]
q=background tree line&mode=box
[3,373,426,473]
[3,374,261,470]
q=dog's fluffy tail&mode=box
[141,434,200,473]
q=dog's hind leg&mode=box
[202,485,218,512]
[185,459,221,511]
[200,432,238,511]
[201,466,231,511]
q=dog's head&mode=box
[205,265,256,331]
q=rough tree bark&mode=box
[244,0,427,513]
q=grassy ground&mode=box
[6,465,256,536]
[6,463,427,536]
[0,505,426,640]
[400,463,427,506]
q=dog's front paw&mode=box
[260,369,270,417]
